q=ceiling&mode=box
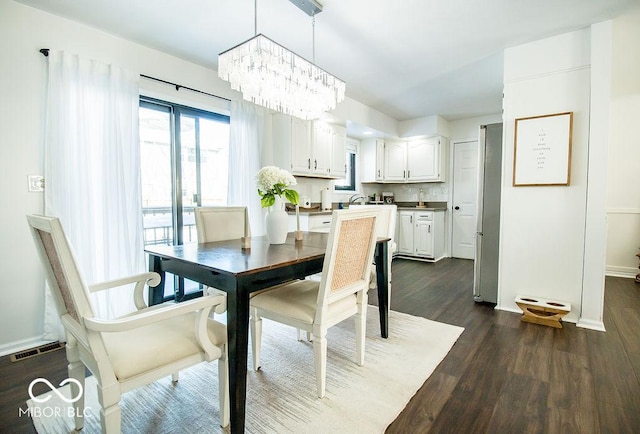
[16,0,640,125]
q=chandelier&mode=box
[218,0,345,121]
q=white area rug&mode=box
[29,306,463,433]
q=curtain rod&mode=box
[39,48,231,102]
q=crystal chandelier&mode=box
[218,1,345,121]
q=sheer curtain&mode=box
[227,100,266,236]
[42,51,144,341]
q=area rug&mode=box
[28,306,463,433]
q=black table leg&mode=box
[148,254,165,306]
[226,284,250,433]
[375,241,389,338]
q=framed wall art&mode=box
[513,112,573,186]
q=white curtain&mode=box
[43,51,143,341]
[227,100,266,236]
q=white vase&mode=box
[265,196,289,244]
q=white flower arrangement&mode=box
[256,166,300,208]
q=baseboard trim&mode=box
[576,318,606,332]
[605,266,637,279]
[0,336,52,358]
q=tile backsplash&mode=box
[289,176,449,206]
[362,183,449,202]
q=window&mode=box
[335,141,358,191]
[139,97,230,301]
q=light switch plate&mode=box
[28,175,44,192]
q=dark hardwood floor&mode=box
[1,258,639,433]
[382,258,640,434]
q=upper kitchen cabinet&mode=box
[360,138,385,182]
[384,141,408,182]
[362,136,448,183]
[407,137,447,182]
[273,114,346,179]
[330,124,347,177]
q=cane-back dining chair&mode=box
[27,215,229,433]
[249,208,379,398]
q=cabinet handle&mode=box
[314,159,317,169]
[308,158,311,169]
[377,169,380,177]
[345,164,347,173]
[403,170,406,179]
[428,225,431,234]
[408,170,411,178]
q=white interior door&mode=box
[452,140,478,259]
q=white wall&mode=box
[398,115,450,138]
[499,27,607,329]
[606,10,640,278]
[449,114,503,142]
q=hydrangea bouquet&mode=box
[256,166,299,208]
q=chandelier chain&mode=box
[312,15,316,63]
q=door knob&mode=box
[454,206,460,210]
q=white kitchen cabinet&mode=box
[370,136,449,183]
[311,121,332,175]
[397,209,446,261]
[414,214,434,257]
[384,141,407,182]
[329,124,347,177]
[360,138,385,182]
[288,213,333,233]
[397,211,414,255]
[407,137,439,181]
[289,117,313,173]
[273,114,346,179]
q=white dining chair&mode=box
[27,215,229,433]
[194,206,250,244]
[249,208,379,398]
[195,206,251,311]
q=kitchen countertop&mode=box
[287,201,447,214]
[397,207,447,211]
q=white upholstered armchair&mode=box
[27,215,229,433]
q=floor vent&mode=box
[9,341,65,362]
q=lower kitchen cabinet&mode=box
[397,209,446,261]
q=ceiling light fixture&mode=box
[218,0,345,120]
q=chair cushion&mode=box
[250,279,357,324]
[101,312,226,381]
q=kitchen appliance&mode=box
[321,188,332,210]
[473,123,503,304]
[301,196,311,208]
[382,192,394,204]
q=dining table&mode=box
[145,231,390,433]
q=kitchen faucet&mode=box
[348,194,366,205]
